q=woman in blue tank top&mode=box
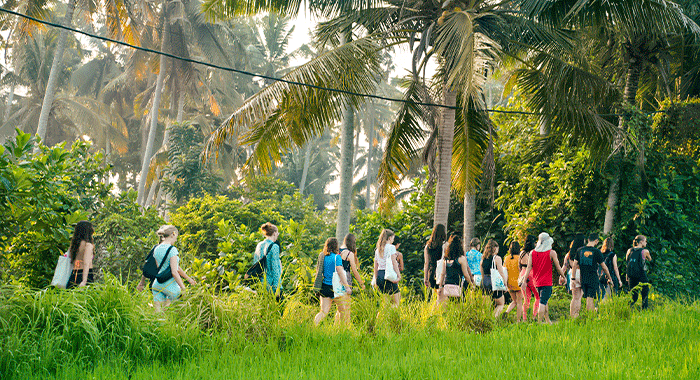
[314,237,353,326]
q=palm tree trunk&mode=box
[463,186,476,249]
[336,101,355,241]
[4,83,15,124]
[176,92,185,123]
[335,31,355,241]
[137,3,169,206]
[365,113,375,210]
[299,141,312,194]
[35,0,76,142]
[433,87,456,227]
[603,61,642,234]
[145,168,160,208]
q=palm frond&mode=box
[203,35,384,169]
[376,77,431,210]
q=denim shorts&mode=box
[152,278,181,302]
[537,286,553,305]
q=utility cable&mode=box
[0,7,665,118]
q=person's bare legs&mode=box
[586,297,595,311]
[314,297,333,326]
[505,291,517,315]
[515,291,525,322]
[153,301,163,313]
[494,295,505,318]
[570,283,582,318]
[391,291,401,306]
[538,303,551,324]
[334,296,351,325]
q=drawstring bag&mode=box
[385,253,399,283]
[491,259,508,291]
[435,257,445,283]
[51,252,73,289]
[444,284,462,297]
[332,271,346,297]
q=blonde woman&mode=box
[136,225,196,312]
[373,229,401,305]
[480,239,508,318]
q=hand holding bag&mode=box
[491,259,508,292]
[384,253,399,283]
[51,252,73,289]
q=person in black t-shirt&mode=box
[572,233,613,314]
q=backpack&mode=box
[244,241,279,280]
[600,251,616,283]
[142,245,174,283]
[627,248,646,278]
[579,247,595,267]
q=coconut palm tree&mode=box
[516,0,700,233]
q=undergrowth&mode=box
[0,277,696,379]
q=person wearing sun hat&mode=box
[519,232,567,324]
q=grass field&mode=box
[2,280,698,379]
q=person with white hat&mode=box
[519,232,567,323]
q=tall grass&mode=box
[1,279,698,379]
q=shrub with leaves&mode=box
[0,131,111,287]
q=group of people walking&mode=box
[310,223,652,326]
[57,219,652,322]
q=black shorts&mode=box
[537,286,552,305]
[428,275,439,290]
[377,270,399,294]
[319,283,334,298]
[581,283,597,299]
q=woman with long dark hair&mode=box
[66,221,95,288]
[423,224,446,302]
[520,235,539,321]
[600,237,622,300]
[437,235,473,304]
[563,234,586,317]
[314,237,353,326]
[504,241,524,322]
[480,239,508,318]
[335,234,364,323]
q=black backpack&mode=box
[599,251,616,283]
[627,248,646,279]
[244,241,279,280]
[142,245,174,283]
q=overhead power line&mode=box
[0,7,665,118]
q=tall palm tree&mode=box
[517,0,700,234]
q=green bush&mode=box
[92,191,165,283]
[0,132,111,287]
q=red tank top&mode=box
[531,250,553,287]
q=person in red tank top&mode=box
[520,232,567,324]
